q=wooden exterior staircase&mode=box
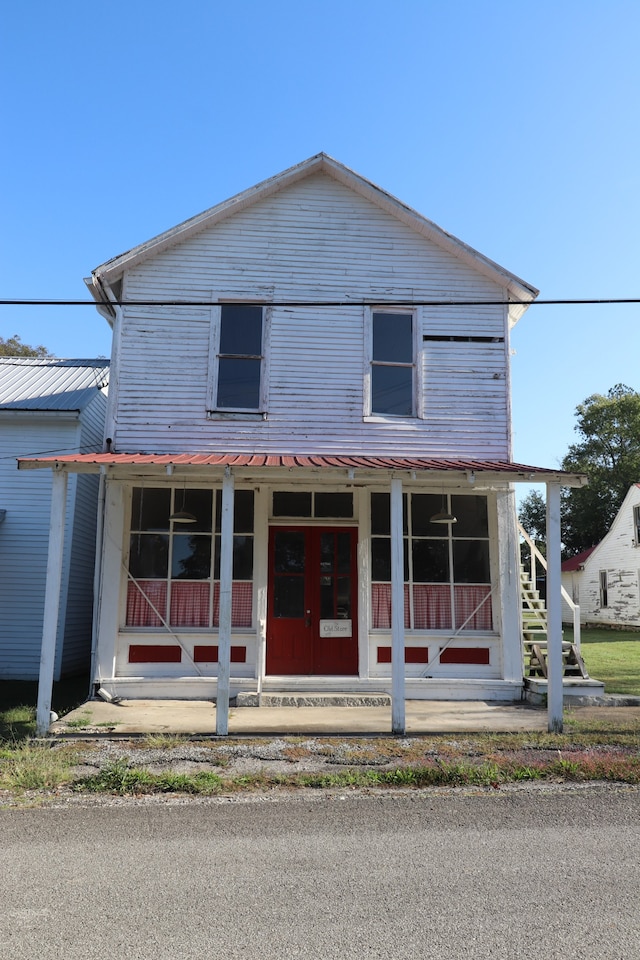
[520,565,590,681]
[517,525,605,698]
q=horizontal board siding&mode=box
[114,173,511,458]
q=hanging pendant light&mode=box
[170,485,197,523]
[430,492,457,525]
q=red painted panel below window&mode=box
[193,645,247,663]
[377,647,429,664]
[439,647,490,665]
[128,645,181,663]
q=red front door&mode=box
[266,527,358,675]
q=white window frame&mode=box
[633,505,640,546]
[364,306,422,420]
[207,303,270,416]
[599,570,608,608]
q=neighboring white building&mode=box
[20,155,584,711]
[561,484,640,629]
[0,358,109,679]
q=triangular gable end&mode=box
[86,154,538,324]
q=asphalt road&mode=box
[1,785,639,959]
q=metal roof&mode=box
[16,452,587,487]
[0,358,109,411]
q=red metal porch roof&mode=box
[16,451,586,484]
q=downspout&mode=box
[88,467,106,698]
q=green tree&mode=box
[0,334,52,357]
[518,489,546,543]
[518,385,640,558]
[560,384,640,554]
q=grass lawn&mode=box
[0,675,89,741]
[564,626,640,696]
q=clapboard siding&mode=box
[113,172,511,458]
[0,419,77,679]
[567,486,640,628]
[61,391,108,673]
[0,389,107,679]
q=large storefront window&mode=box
[126,487,254,629]
[371,493,493,631]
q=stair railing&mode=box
[517,523,581,651]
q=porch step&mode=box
[235,692,392,708]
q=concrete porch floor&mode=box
[50,698,549,736]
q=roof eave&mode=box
[90,153,538,307]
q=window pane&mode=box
[314,492,353,518]
[131,488,170,532]
[129,533,169,578]
[232,535,254,580]
[373,313,412,362]
[173,488,212,532]
[216,489,255,533]
[453,541,491,583]
[451,496,489,537]
[320,533,334,573]
[371,493,408,534]
[273,491,312,517]
[274,577,305,618]
[219,305,263,356]
[371,538,391,581]
[171,534,212,580]
[412,494,447,536]
[217,358,261,409]
[371,365,413,416]
[412,540,449,583]
[372,538,409,581]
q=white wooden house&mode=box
[561,484,640,628]
[19,155,584,732]
[0,358,109,679]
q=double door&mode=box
[266,527,358,675]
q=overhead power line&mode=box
[1,298,640,308]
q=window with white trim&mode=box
[599,570,608,608]
[209,304,264,412]
[633,505,640,545]
[126,487,254,629]
[370,493,493,631]
[369,310,416,416]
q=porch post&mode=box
[546,482,563,732]
[216,466,234,736]
[390,477,405,735]
[36,470,68,736]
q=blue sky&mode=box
[2,0,639,487]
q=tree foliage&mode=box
[519,385,640,558]
[560,384,640,554]
[0,334,52,358]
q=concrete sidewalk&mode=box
[51,698,549,736]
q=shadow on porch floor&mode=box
[50,698,548,736]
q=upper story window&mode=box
[634,505,640,545]
[208,304,265,413]
[368,310,416,417]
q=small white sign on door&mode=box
[320,619,352,638]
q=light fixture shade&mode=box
[430,510,457,524]
[169,510,197,523]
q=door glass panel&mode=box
[274,531,305,573]
[320,576,334,618]
[274,577,305,618]
[337,577,351,618]
[337,533,351,574]
[320,533,334,573]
